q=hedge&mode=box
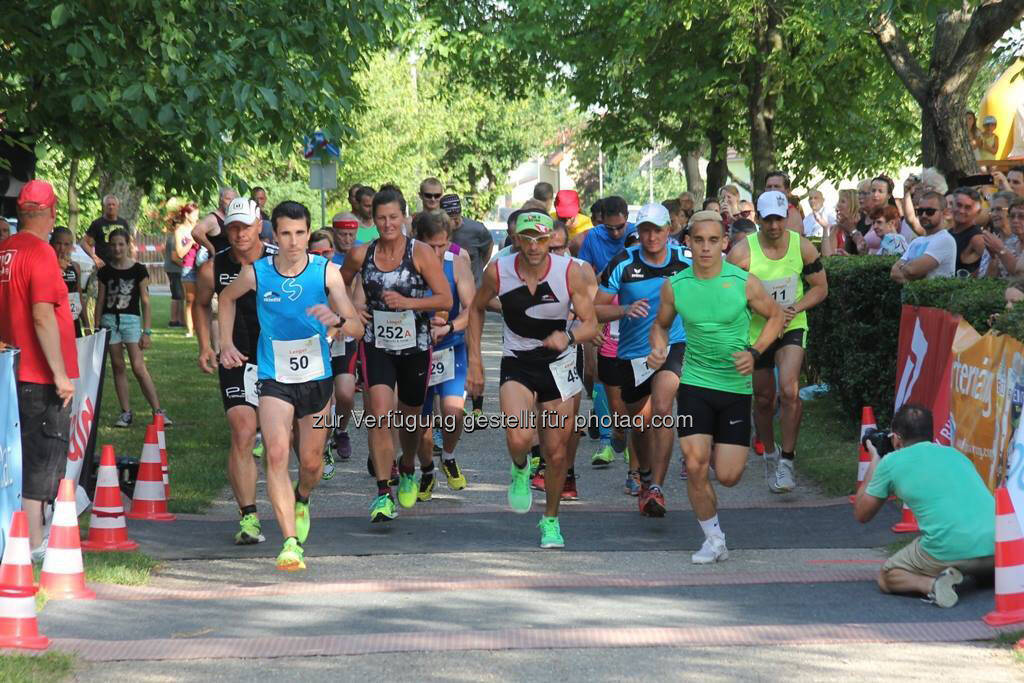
[807,255,1009,425]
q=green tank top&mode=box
[747,231,806,344]
[670,261,752,395]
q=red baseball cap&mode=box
[17,179,57,209]
[554,190,580,219]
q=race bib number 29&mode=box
[428,347,456,387]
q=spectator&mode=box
[419,177,444,212]
[978,191,1015,277]
[251,186,272,242]
[736,199,755,221]
[979,115,999,162]
[347,183,362,209]
[50,227,87,338]
[871,206,908,256]
[164,217,184,328]
[854,404,994,608]
[663,198,686,243]
[192,187,236,260]
[891,191,956,282]
[966,111,981,159]
[533,182,555,213]
[0,180,79,557]
[441,193,493,284]
[554,189,594,238]
[763,171,803,232]
[702,198,721,212]
[572,196,635,274]
[802,189,834,238]
[174,203,201,337]
[1002,166,1024,198]
[0,217,10,242]
[677,192,696,219]
[718,184,740,223]
[80,193,132,269]
[353,185,377,242]
[948,186,985,276]
[821,189,865,257]
[859,175,895,253]
[981,195,1024,278]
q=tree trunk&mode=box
[681,151,705,199]
[67,157,81,235]
[745,3,781,195]
[925,91,978,183]
[97,168,144,230]
[705,136,729,199]
[747,101,775,196]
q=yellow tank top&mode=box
[747,231,806,344]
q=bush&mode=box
[903,277,1006,332]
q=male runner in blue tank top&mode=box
[219,201,363,571]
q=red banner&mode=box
[894,306,960,443]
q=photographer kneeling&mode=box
[854,404,994,607]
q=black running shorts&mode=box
[359,341,430,407]
[259,377,333,419]
[17,382,71,501]
[754,328,806,370]
[676,383,752,444]
[620,342,685,405]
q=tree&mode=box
[865,0,1024,181]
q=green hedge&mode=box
[807,255,1008,425]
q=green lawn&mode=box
[0,652,75,681]
[796,395,863,497]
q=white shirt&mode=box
[899,230,956,279]
[802,208,835,238]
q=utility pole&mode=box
[598,148,604,196]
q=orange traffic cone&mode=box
[984,487,1024,626]
[891,503,920,533]
[849,406,876,502]
[153,413,170,502]
[126,424,176,522]
[39,479,95,600]
[0,511,36,588]
[82,445,139,552]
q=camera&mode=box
[862,428,894,457]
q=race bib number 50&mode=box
[549,349,583,402]
[272,335,325,383]
[373,310,416,351]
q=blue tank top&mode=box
[253,254,332,383]
[434,251,464,350]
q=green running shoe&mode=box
[529,455,541,477]
[295,498,311,544]
[621,446,630,465]
[370,493,397,523]
[507,462,532,514]
[234,513,265,545]
[252,432,265,459]
[276,537,305,571]
[538,516,564,549]
[591,444,615,468]
[397,472,418,509]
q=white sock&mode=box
[442,450,455,462]
[699,515,724,541]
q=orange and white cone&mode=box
[153,413,170,502]
[82,445,139,552]
[849,406,876,503]
[0,510,36,588]
[984,487,1024,626]
[126,424,176,522]
[39,479,95,600]
[0,584,49,650]
[891,503,920,533]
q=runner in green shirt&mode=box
[648,210,784,564]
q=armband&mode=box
[802,257,823,276]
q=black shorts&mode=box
[331,339,359,377]
[500,352,581,404]
[219,362,259,412]
[597,354,628,387]
[676,384,752,444]
[258,377,333,419]
[621,342,685,405]
[360,342,430,407]
[167,272,184,301]
[755,328,807,370]
[17,382,71,501]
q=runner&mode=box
[727,190,828,493]
[413,210,475,499]
[194,198,277,545]
[595,203,690,516]
[649,211,783,563]
[219,200,363,570]
[467,211,598,549]
[340,188,452,522]
[192,187,237,259]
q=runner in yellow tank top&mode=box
[727,191,828,495]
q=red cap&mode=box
[17,179,57,209]
[554,190,580,219]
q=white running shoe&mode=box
[775,458,795,492]
[764,446,782,493]
[925,567,964,608]
[691,536,729,564]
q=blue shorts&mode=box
[422,344,467,416]
[100,313,143,344]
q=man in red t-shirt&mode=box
[0,179,79,555]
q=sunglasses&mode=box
[605,223,626,233]
[309,248,334,257]
[519,234,551,245]
[918,208,940,216]
[738,210,753,217]
[421,192,442,200]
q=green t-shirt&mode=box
[866,441,994,561]
[669,261,752,395]
[355,225,379,243]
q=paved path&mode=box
[10,316,1023,679]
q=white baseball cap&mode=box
[223,198,260,226]
[635,202,671,229]
[756,190,788,219]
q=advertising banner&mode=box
[894,306,962,443]
[66,330,108,514]
[0,350,23,558]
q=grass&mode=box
[0,652,75,681]
[992,630,1024,664]
[795,394,863,497]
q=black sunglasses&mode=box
[421,192,442,200]
[918,208,940,216]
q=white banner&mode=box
[1007,413,1024,535]
[66,330,108,514]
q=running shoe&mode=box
[924,567,964,608]
[472,408,483,418]
[624,470,641,496]
[276,537,305,571]
[765,446,783,494]
[775,458,796,492]
[507,462,532,514]
[442,458,467,490]
[433,426,443,451]
[680,462,688,480]
[114,410,133,428]
[591,444,615,468]
[417,474,435,502]
[389,462,400,487]
[252,432,265,459]
[691,536,729,564]
[295,498,311,544]
[538,516,565,549]
[753,438,765,456]
[333,430,352,460]
[398,472,418,509]
[529,455,541,476]
[154,409,173,426]
[234,513,265,545]
[30,544,45,565]
[530,468,545,492]
[322,447,336,481]
[561,474,579,501]
[621,446,630,465]
[640,487,667,517]
[370,493,397,523]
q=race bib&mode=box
[428,347,456,387]
[68,292,82,318]
[630,356,656,386]
[243,363,259,406]
[609,319,620,341]
[763,275,798,308]
[272,335,325,383]
[372,310,416,351]
[549,349,583,402]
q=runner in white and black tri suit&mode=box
[340,188,452,523]
[467,211,598,549]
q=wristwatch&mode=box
[447,322,455,336]
[565,329,577,346]
[143,329,153,336]
[746,345,761,362]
